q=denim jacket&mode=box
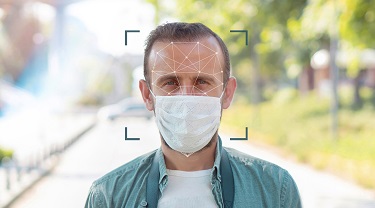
[85,138,302,208]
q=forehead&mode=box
[149,36,224,75]
[151,36,223,56]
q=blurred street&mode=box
[8,118,375,208]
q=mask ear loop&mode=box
[219,91,225,100]
[146,81,157,99]
[219,81,228,100]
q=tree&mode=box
[288,0,375,108]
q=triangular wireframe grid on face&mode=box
[151,42,224,97]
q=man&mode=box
[85,22,302,208]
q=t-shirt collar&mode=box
[158,136,223,185]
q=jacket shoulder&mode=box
[224,147,301,207]
[224,146,285,171]
[85,150,157,208]
[92,149,156,187]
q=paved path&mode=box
[9,118,375,208]
[0,113,95,208]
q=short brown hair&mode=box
[143,22,230,85]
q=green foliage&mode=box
[0,147,13,163]
[222,93,375,189]
[271,88,298,105]
[289,0,375,77]
[340,0,375,48]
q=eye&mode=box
[165,80,177,86]
[196,79,208,85]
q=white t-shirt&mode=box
[157,169,217,208]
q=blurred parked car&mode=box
[97,97,153,121]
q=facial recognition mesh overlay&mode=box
[151,41,224,97]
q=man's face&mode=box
[148,36,225,98]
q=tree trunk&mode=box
[352,69,366,109]
[250,32,261,104]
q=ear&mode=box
[222,77,237,109]
[139,79,155,111]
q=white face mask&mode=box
[152,94,222,157]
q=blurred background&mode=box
[0,0,374,207]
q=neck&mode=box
[161,136,218,171]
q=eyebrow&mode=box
[154,73,220,85]
[194,74,218,83]
[155,74,178,85]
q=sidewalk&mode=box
[0,111,96,208]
